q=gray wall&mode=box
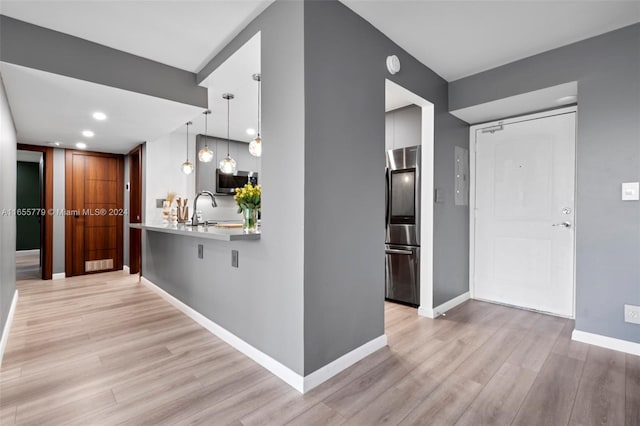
[0,15,207,108]
[123,155,130,268]
[0,75,17,335]
[52,148,65,274]
[449,23,640,343]
[145,0,306,374]
[303,0,469,374]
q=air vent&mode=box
[85,259,114,272]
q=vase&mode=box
[242,208,259,233]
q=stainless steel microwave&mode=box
[215,169,258,195]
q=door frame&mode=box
[468,105,578,318]
[65,149,124,276]
[128,145,142,275]
[16,144,53,280]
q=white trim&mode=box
[303,334,387,393]
[52,273,66,280]
[0,290,18,368]
[419,292,470,318]
[123,265,130,274]
[572,329,640,356]
[468,106,578,318]
[141,276,386,393]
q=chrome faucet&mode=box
[191,191,218,225]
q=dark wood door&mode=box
[65,150,124,277]
[128,145,142,275]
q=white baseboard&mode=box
[16,249,39,255]
[0,290,18,368]
[123,265,130,274]
[141,276,386,393]
[572,329,640,356]
[303,334,387,392]
[52,273,66,280]
[419,292,470,319]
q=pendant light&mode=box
[181,121,194,175]
[198,109,214,162]
[219,93,237,174]
[248,73,262,157]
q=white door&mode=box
[474,111,576,317]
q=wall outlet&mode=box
[231,250,239,268]
[624,304,640,324]
[197,244,203,259]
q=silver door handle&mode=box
[385,249,414,255]
[552,221,572,228]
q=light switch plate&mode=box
[624,304,640,324]
[622,182,639,201]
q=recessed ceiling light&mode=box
[556,95,577,104]
[82,130,95,138]
[76,142,87,149]
[93,112,107,121]
[246,128,256,136]
[48,141,61,147]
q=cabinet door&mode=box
[394,106,421,149]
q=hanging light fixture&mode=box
[198,109,214,162]
[219,93,237,174]
[248,73,262,157]
[181,121,194,175]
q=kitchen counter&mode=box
[129,223,260,241]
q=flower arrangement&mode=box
[234,183,261,233]
[234,183,261,213]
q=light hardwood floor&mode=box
[1,271,637,425]
[15,251,40,281]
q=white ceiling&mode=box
[342,1,640,81]
[0,62,203,153]
[0,0,273,73]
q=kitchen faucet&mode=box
[191,190,218,225]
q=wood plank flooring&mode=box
[0,271,637,425]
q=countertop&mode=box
[129,223,260,241]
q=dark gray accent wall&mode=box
[144,0,306,374]
[0,75,17,335]
[16,161,41,250]
[303,0,469,374]
[0,15,207,108]
[450,24,640,343]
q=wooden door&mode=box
[65,150,124,277]
[474,112,576,317]
[128,145,142,275]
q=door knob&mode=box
[552,221,571,228]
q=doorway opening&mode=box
[384,79,435,319]
[16,144,53,280]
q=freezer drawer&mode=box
[385,245,420,307]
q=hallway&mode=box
[0,272,637,425]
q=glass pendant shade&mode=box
[219,155,237,174]
[249,73,262,158]
[220,93,236,174]
[181,121,193,175]
[249,136,262,157]
[181,160,194,175]
[199,110,214,163]
[198,146,214,162]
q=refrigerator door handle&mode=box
[385,168,390,226]
[385,249,414,255]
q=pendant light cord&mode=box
[204,111,208,148]
[227,97,230,156]
[185,122,190,161]
[257,78,261,137]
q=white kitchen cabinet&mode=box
[385,105,421,151]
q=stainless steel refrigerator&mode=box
[385,146,421,307]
